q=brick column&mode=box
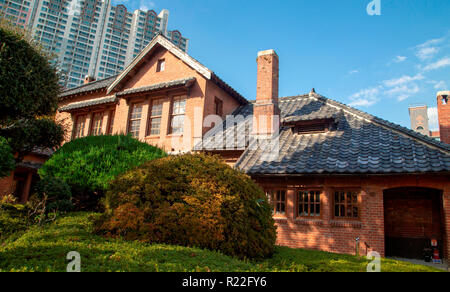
[286,189,295,219]
[139,99,150,140]
[363,187,385,257]
[20,172,33,202]
[113,98,130,135]
[322,187,332,222]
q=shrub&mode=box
[32,176,73,213]
[95,153,277,260]
[0,136,15,178]
[0,201,33,239]
[38,135,166,211]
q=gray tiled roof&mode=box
[59,95,117,112]
[116,77,196,97]
[59,75,117,99]
[200,94,450,175]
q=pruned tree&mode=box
[0,19,65,176]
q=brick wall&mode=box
[254,174,450,259]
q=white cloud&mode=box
[348,70,359,75]
[423,57,450,71]
[383,74,424,87]
[433,80,447,90]
[416,47,439,60]
[139,0,155,10]
[415,37,445,60]
[348,87,381,107]
[393,56,407,63]
[384,84,420,101]
[428,106,439,131]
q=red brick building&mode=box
[50,35,450,261]
[0,149,52,202]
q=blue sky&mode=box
[114,0,450,130]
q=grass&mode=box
[0,213,443,272]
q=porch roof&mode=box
[58,95,117,113]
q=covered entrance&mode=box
[384,187,445,260]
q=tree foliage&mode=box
[0,19,59,124]
[0,137,15,177]
[39,135,167,210]
[0,19,64,176]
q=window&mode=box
[214,97,223,117]
[108,110,115,135]
[128,104,143,138]
[149,99,163,136]
[170,96,186,134]
[334,191,359,219]
[156,59,165,72]
[297,190,321,217]
[73,115,86,139]
[91,112,103,136]
[294,123,328,134]
[416,126,424,131]
[267,190,286,215]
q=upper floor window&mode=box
[170,96,186,134]
[73,115,86,139]
[214,97,223,117]
[156,59,165,72]
[334,191,359,219]
[128,103,143,138]
[297,190,321,218]
[149,99,163,136]
[91,112,103,136]
[267,190,286,215]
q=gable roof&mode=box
[58,34,246,104]
[199,93,450,175]
[106,34,247,104]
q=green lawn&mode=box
[0,213,443,272]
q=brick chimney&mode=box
[84,75,96,84]
[253,49,280,136]
[437,91,450,144]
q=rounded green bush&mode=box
[95,153,277,260]
[33,176,73,213]
[38,135,166,210]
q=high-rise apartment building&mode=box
[0,0,189,88]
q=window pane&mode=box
[353,206,358,218]
[173,98,186,115]
[129,104,142,138]
[298,200,304,216]
[150,117,161,135]
[92,113,103,136]
[171,115,184,134]
[151,100,163,117]
[130,104,142,120]
[74,115,86,139]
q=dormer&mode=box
[284,118,336,135]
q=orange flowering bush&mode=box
[95,153,276,259]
